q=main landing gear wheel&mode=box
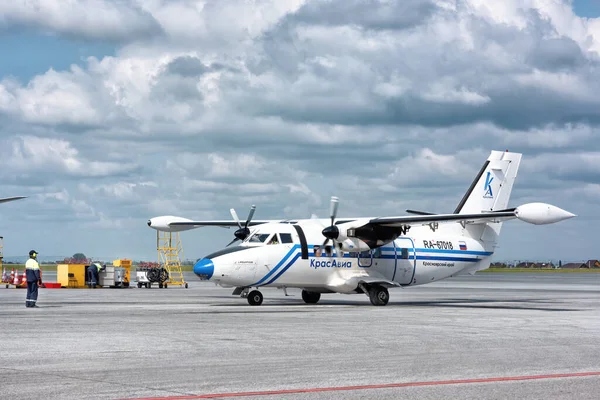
[247,290,263,306]
[301,290,321,304]
[369,286,389,306]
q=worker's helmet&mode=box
[29,250,38,258]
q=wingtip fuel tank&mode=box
[147,216,197,232]
[514,202,576,225]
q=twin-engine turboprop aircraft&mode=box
[147,151,576,306]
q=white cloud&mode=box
[0,0,597,262]
[0,0,161,41]
[0,136,139,179]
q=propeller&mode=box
[320,196,343,255]
[226,205,256,246]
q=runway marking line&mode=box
[126,371,600,399]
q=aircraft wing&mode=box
[168,220,282,228]
[147,214,298,232]
[0,196,26,204]
[367,209,517,228]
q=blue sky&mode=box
[573,0,600,17]
[0,1,599,264]
[0,29,116,82]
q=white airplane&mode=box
[0,196,26,205]
[147,150,576,306]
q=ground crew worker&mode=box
[25,250,41,308]
[87,262,105,288]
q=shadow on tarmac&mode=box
[203,295,581,312]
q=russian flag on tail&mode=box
[459,241,467,251]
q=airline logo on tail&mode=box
[483,171,494,198]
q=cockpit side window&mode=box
[267,234,279,245]
[280,233,293,243]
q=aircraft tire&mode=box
[248,290,263,306]
[369,286,389,306]
[301,290,321,304]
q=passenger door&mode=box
[394,237,416,285]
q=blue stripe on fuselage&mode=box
[380,246,493,256]
[247,243,493,286]
[262,253,301,286]
[251,244,300,286]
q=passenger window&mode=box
[314,245,322,257]
[373,248,382,258]
[280,233,293,243]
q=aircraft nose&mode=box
[194,258,214,280]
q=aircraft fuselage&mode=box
[193,224,493,295]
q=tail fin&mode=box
[456,151,522,274]
[457,150,522,252]
[454,150,522,214]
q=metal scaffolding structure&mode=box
[156,231,188,288]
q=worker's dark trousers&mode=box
[89,269,99,286]
[26,281,39,307]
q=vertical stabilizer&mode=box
[455,151,522,274]
[456,151,521,252]
[454,151,521,214]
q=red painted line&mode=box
[126,371,600,400]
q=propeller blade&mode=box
[333,239,343,257]
[230,208,243,229]
[329,196,339,224]
[227,237,240,247]
[244,205,256,228]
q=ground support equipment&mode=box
[136,263,169,288]
[156,231,188,288]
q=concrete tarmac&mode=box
[1,272,599,399]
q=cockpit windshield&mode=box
[247,233,270,243]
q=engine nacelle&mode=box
[514,203,576,225]
[322,218,401,251]
[147,216,197,232]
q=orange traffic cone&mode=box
[9,268,14,283]
[21,270,27,286]
[13,270,20,285]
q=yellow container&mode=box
[113,259,131,285]
[57,264,88,288]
